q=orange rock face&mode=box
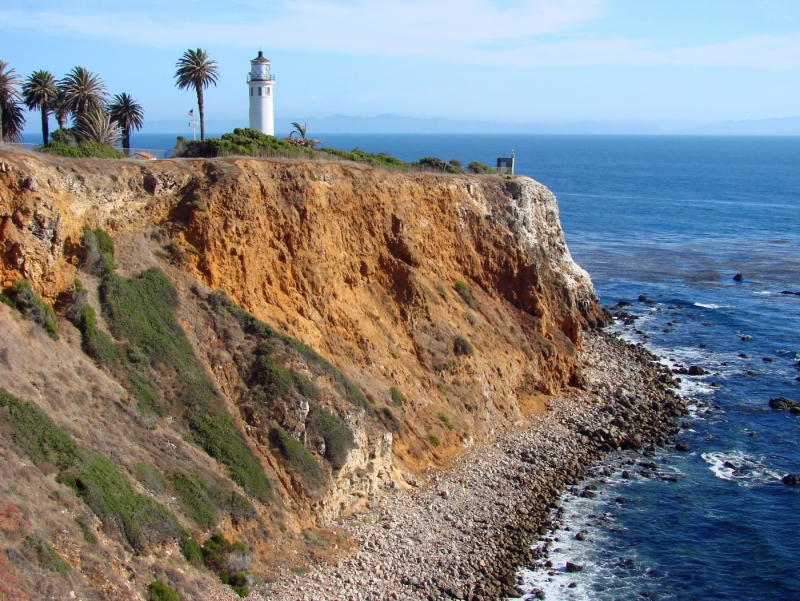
[0,151,607,471]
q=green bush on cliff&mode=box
[99,268,271,501]
[148,580,182,601]
[467,161,495,174]
[201,533,251,597]
[390,386,405,407]
[308,404,355,469]
[24,536,70,574]
[1,279,59,339]
[270,425,324,490]
[205,290,373,414]
[0,388,193,556]
[319,146,407,171]
[415,156,464,174]
[454,280,474,308]
[81,227,116,277]
[175,128,314,159]
[38,140,124,159]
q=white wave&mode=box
[701,451,783,486]
[694,302,735,309]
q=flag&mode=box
[188,109,194,117]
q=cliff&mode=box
[0,149,607,600]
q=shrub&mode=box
[319,146,407,171]
[270,426,324,490]
[100,269,271,500]
[439,413,454,430]
[24,536,70,574]
[308,404,355,469]
[148,580,182,601]
[436,283,448,300]
[3,279,58,339]
[416,156,462,174]
[202,533,251,597]
[80,306,118,364]
[165,241,188,264]
[389,386,404,407]
[0,388,185,553]
[467,161,495,174]
[449,159,465,172]
[427,434,441,447]
[292,370,319,399]
[169,472,220,528]
[38,140,124,159]
[134,462,167,495]
[454,280,474,308]
[453,335,474,357]
[206,291,373,414]
[75,514,98,544]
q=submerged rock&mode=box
[782,474,800,487]
[769,397,798,411]
[733,273,744,282]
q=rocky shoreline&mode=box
[256,330,687,601]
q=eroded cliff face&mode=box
[0,150,607,599]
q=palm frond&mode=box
[75,110,121,147]
[174,48,219,91]
[109,93,145,131]
[59,66,108,118]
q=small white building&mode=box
[496,151,515,175]
[247,51,275,136]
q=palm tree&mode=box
[0,60,24,143]
[289,121,307,139]
[53,90,70,129]
[174,48,219,141]
[285,121,321,149]
[109,93,144,154]
[59,66,108,119]
[23,70,58,145]
[75,109,121,147]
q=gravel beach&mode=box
[256,330,687,601]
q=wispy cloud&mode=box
[2,0,800,69]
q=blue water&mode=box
[21,130,800,598]
[318,135,800,600]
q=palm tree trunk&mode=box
[57,111,67,130]
[123,126,131,155]
[0,102,4,144]
[41,106,50,145]
[196,86,205,141]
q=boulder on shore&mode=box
[688,366,706,376]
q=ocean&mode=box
[21,131,800,599]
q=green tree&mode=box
[23,70,58,145]
[75,109,121,147]
[59,66,108,119]
[0,60,24,143]
[174,48,219,141]
[109,93,144,153]
[53,90,70,129]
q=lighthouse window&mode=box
[250,88,253,96]
[266,88,271,96]
[258,87,262,96]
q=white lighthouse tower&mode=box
[247,51,275,136]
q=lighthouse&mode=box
[247,51,275,135]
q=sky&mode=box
[2,0,800,130]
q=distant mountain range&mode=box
[28,114,800,136]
